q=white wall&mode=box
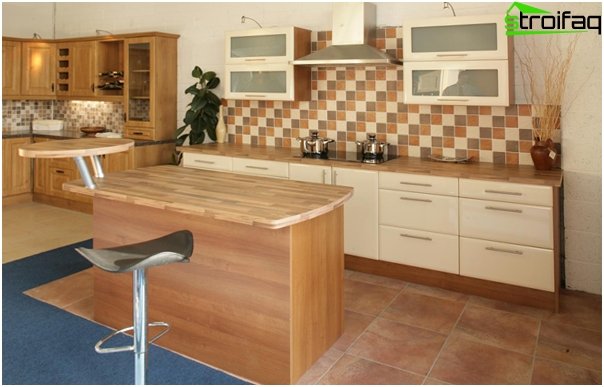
[3,1,601,294]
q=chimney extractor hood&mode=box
[292,2,402,66]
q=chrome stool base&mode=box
[95,321,170,354]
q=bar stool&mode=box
[75,230,193,385]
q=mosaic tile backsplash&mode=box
[225,27,560,166]
[2,100,124,133]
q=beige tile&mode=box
[531,357,602,385]
[348,317,447,375]
[537,320,602,371]
[318,354,424,385]
[453,304,539,355]
[333,310,374,352]
[382,290,466,334]
[429,334,533,384]
[296,347,344,384]
[344,278,401,316]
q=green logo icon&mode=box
[505,2,600,36]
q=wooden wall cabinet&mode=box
[2,39,21,97]
[21,41,56,98]
[56,41,97,98]
[2,137,32,199]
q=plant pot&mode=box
[530,139,556,170]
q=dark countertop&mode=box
[2,129,174,147]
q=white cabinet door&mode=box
[225,27,294,64]
[182,153,233,171]
[225,64,295,101]
[333,167,378,260]
[232,157,289,178]
[289,163,332,184]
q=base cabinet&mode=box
[289,163,332,184]
[2,137,32,198]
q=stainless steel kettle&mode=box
[296,130,334,155]
[356,133,388,156]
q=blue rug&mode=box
[2,240,248,385]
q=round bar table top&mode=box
[18,138,134,159]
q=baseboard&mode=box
[345,255,558,312]
[2,193,33,206]
[33,193,92,214]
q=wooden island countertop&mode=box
[63,164,352,384]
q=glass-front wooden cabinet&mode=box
[224,27,310,101]
[125,39,152,127]
[404,60,512,106]
[403,14,509,61]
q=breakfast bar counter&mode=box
[64,165,353,384]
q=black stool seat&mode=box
[76,230,193,273]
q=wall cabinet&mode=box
[21,41,56,98]
[224,27,311,101]
[403,14,509,61]
[2,137,32,198]
[333,167,379,260]
[124,36,177,141]
[289,163,332,184]
[56,41,97,98]
[2,39,21,97]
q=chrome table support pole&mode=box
[133,269,148,385]
[73,156,96,189]
[90,155,105,178]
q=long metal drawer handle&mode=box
[244,58,267,62]
[194,160,215,164]
[485,189,523,196]
[244,94,267,98]
[485,246,524,255]
[400,196,433,203]
[437,97,470,102]
[245,165,269,170]
[399,181,432,187]
[485,206,523,213]
[400,233,432,241]
[436,53,469,57]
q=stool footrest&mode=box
[95,321,171,354]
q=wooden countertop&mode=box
[63,165,353,229]
[179,143,563,187]
[18,138,134,158]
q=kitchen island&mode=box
[63,164,352,384]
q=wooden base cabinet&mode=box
[2,137,32,202]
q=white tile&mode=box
[565,260,602,295]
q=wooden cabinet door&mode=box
[21,42,56,97]
[32,137,52,194]
[2,40,21,97]
[71,41,97,97]
[2,137,32,197]
[102,149,134,173]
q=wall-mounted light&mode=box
[443,2,456,16]
[241,16,262,28]
[32,33,43,39]
[96,29,114,36]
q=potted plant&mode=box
[176,66,221,147]
[516,36,579,170]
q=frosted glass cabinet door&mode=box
[403,14,509,61]
[225,64,294,100]
[404,60,511,106]
[125,39,153,127]
[225,27,293,64]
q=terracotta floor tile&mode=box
[531,357,602,385]
[429,334,533,384]
[318,354,424,385]
[422,377,449,384]
[467,295,553,320]
[348,317,447,375]
[344,279,401,316]
[344,270,407,290]
[453,304,539,355]
[381,290,465,334]
[537,320,602,370]
[546,290,602,331]
[404,282,469,302]
[296,347,344,384]
[333,310,374,352]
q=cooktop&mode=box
[300,150,399,164]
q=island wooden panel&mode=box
[91,197,344,384]
[18,137,134,158]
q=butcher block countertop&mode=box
[180,143,563,187]
[63,164,353,229]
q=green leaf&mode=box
[207,77,220,89]
[176,125,187,137]
[192,66,203,79]
[207,126,217,141]
[189,129,205,145]
[184,109,200,125]
[185,83,199,95]
[190,97,207,111]
[202,71,216,82]
[176,133,188,146]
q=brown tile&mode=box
[333,310,375,351]
[454,305,539,355]
[546,289,602,331]
[381,290,465,334]
[295,347,344,384]
[348,317,447,375]
[423,377,450,384]
[319,354,424,385]
[537,320,602,370]
[344,279,400,316]
[25,269,94,309]
[429,335,533,384]
[467,295,553,320]
[531,357,602,385]
[404,283,470,302]
[345,270,407,290]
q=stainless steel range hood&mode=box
[292,2,402,66]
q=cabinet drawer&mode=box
[460,237,554,291]
[380,225,459,274]
[182,153,233,172]
[125,128,154,140]
[460,179,552,206]
[460,198,553,248]
[379,171,458,196]
[49,157,74,170]
[232,157,288,178]
[379,189,458,235]
[289,163,332,184]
